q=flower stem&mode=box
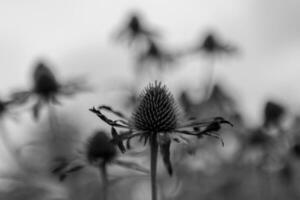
[0,122,19,167]
[48,105,59,141]
[204,55,215,101]
[99,162,108,200]
[150,132,158,200]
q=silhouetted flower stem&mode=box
[48,105,61,141]
[99,162,108,200]
[204,55,216,100]
[150,132,158,200]
[0,122,19,167]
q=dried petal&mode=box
[111,127,126,153]
[114,159,149,174]
[159,136,173,176]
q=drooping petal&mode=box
[51,158,86,181]
[111,127,126,153]
[159,135,173,176]
[89,106,129,128]
[11,91,32,105]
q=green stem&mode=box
[100,162,108,200]
[150,132,158,200]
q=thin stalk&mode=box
[154,62,164,82]
[48,105,59,141]
[203,55,216,101]
[99,162,109,200]
[150,132,158,200]
[0,121,20,167]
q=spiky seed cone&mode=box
[33,62,59,96]
[86,131,117,164]
[131,82,179,133]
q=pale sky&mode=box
[0,0,300,126]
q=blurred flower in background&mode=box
[0,0,300,200]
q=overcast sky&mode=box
[0,0,300,125]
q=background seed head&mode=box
[33,62,59,96]
[86,130,117,164]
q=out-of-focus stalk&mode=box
[99,162,108,200]
[150,133,158,200]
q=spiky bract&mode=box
[131,82,179,132]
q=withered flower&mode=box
[115,12,159,46]
[90,81,232,200]
[52,130,148,200]
[52,130,148,180]
[137,39,176,73]
[190,32,238,100]
[192,32,238,56]
[13,61,88,120]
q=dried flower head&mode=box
[115,12,159,46]
[33,62,60,99]
[193,32,237,56]
[131,82,178,132]
[12,60,89,119]
[137,40,175,72]
[90,81,232,176]
[51,130,148,181]
[86,130,117,164]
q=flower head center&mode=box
[131,82,178,133]
[33,62,59,96]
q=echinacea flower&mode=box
[190,31,238,100]
[137,39,176,74]
[192,31,238,56]
[90,81,232,200]
[115,12,159,46]
[51,130,148,180]
[13,61,88,120]
[52,130,148,200]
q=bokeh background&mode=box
[0,0,300,199]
